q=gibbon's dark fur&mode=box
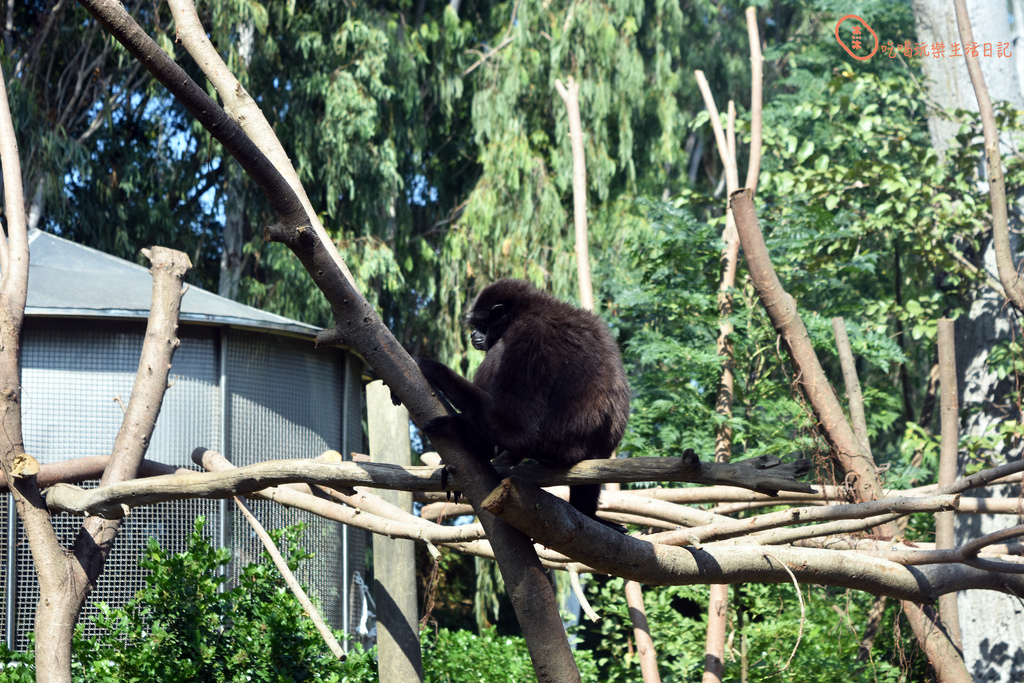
[417,279,631,525]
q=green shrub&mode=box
[0,518,376,683]
[420,625,597,682]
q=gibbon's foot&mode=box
[439,466,462,505]
[596,517,628,534]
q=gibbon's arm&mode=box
[416,357,497,458]
[416,358,493,417]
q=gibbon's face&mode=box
[468,301,509,351]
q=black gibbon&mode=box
[417,279,630,525]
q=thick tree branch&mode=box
[484,477,1024,602]
[730,188,970,682]
[75,3,579,679]
[731,189,881,502]
[0,60,68,681]
[935,319,962,645]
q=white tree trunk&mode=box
[913,0,1024,679]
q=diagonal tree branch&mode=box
[75,2,580,679]
[730,188,971,682]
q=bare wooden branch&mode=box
[483,476,1024,601]
[554,76,594,311]
[731,189,970,679]
[732,190,881,502]
[233,496,345,658]
[44,450,813,517]
[852,525,1024,571]
[0,456,183,492]
[651,495,959,546]
[744,7,763,195]
[0,61,24,281]
[694,71,739,192]
[702,583,728,683]
[0,58,65,682]
[625,580,662,683]
[77,0,306,227]
[192,449,487,544]
[832,317,871,455]
[462,34,515,77]
[936,318,962,645]
[569,568,598,622]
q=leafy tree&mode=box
[5,0,831,362]
[3,2,223,288]
[583,3,1018,675]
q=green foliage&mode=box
[0,519,376,683]
[606,203,819,463]
[586,5,1000,678]
[421,626,532,682]
[584,578,706,680]
[616,25,1017,472]
[9,0,838,362]
[420,625,598,683]
[581,578,919,682]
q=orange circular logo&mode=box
[835,15,879,61]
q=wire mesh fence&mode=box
[1,318,368,651]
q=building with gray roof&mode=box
[2,229,369,651]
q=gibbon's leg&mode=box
[569,483,601,520]
[570,484,626,532]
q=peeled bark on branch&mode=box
[44,450,813,518]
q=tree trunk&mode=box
[913,0,1024,678]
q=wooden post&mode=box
[936,319,962,648]
[367,380,423,682]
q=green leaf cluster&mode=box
[606,202,821,463]
[421,625,589,683]
[5,0,836,367]
[581,578,918,682]
[0,519,376,683]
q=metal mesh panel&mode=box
[3,318,366,651]
[226,330,356,632]
[0,497,7,646]
[22,318,220,466]
[11,319,222,650]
